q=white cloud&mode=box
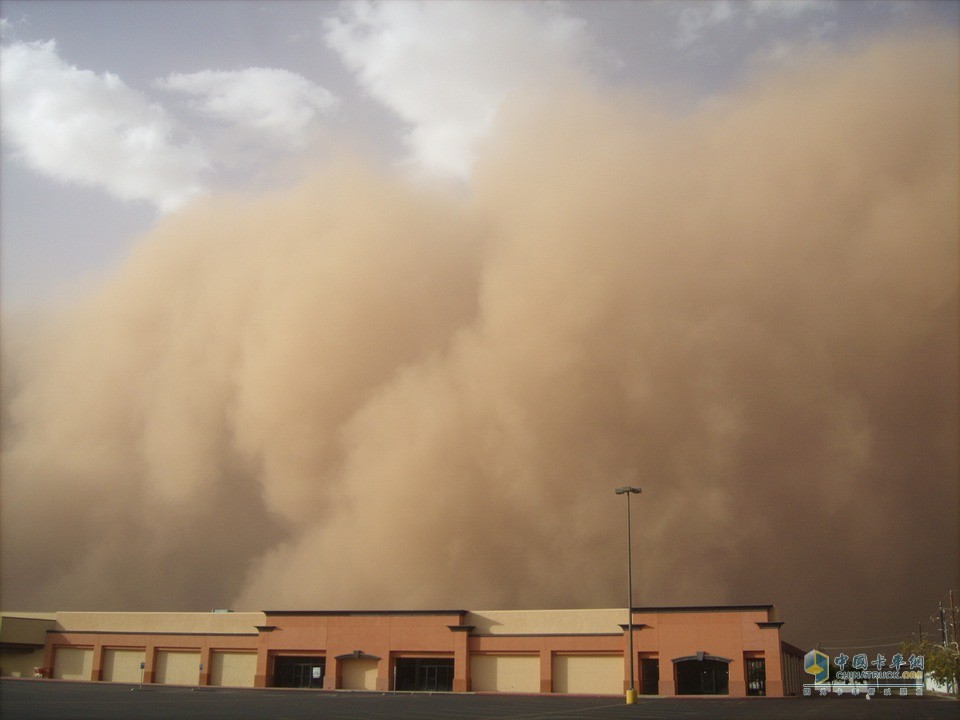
[749,0,834,20]
[675,1,736,48]
[746,0,839,64]
[0,39,207,212]
[676,0,838,47]
[323,0,591,180]
[156,68,338,150]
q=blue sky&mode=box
[2,0,956,310]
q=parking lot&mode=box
[1,680,956,720]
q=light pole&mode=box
[615,486,641,704]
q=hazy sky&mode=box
[2,0,955,308]
[1,1,958,654]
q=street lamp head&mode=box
[615,486,641,495]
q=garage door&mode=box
[154,650,200,685]
[552,654,622,695]
[102,649,145,683]
[52,647,93,680]
[470,655,539,693]
[341,657,378,690]
[210,651,257,687]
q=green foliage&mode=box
[898,639,960,689]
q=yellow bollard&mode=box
[625,688,637,704]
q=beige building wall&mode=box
[0,648,45,677]
[154,650,200,685]
[552,654,623,695]
[470,655,540,693]
[53,647,93,680]
[340,657,378,690]
[102,649,145,683]
[0,614,56,677]
[0,615,57,644]
[55,612,264,635]
[210,651,257,687]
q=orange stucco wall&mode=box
[630,608,781,696]
[35,606,798,697]
[256,611,463,690]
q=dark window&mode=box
[394,658,454,691]
[675,658,729,695]
[746,658,766,696]
[273,656,325,688]
[641,658,660,695]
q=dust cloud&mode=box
[1,30,957,648]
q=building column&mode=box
[659,661,675,697]
[142,644,156,685]
[539,649,553,693]
[758,623,785,697]
[450,626,472,692]
[376,653,391,692]
[90,644,104,681]
[41,641,55,678]
[254,650,269,688]
[253,625,275,687]
[323,656,341,690]
[199,646,212,687]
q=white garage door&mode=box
[154,650,200,685]
[53,647,93,680]
[210,651,257,687]
[470,655,539,693]
[552,654,623,695]
[102,649,145,683]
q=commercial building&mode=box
[1,605,805,696]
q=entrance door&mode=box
[640,658,660,695]
[675,658,729,695]
[394,658,454,691]
[273,656,325,688]
[746,658,766,696]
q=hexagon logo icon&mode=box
[804,649,829,684]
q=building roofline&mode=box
[632,604,774,613]
[264,610,468,617]
[8,607,776,619]
[782,641,806,656]
[262,606,773,617]
[46,630,258,637]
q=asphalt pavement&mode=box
[1,679,956,720]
